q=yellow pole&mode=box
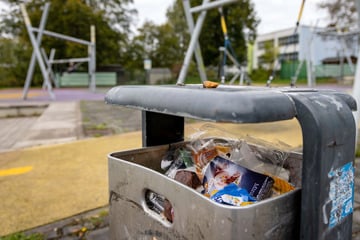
[296,0,306,26]
[219,8,228,37]
[221,15,228,36]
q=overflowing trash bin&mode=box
[105,85,356,240]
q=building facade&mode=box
[252,25,358,71]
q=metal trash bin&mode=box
[105,85,356,240]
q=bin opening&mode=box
[145,189,174,224]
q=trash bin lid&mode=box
[105,85,299,123]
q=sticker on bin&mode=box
[203,156,274,201]
[328,162,354,228]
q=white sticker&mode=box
[328,162,354,228]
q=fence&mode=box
[58,70,147,87]
[280,61,354,79]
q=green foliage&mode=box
[249,67,270,83]
[123,19,188,75]
[0,0,259,87]
[258,41,278,70]
[0,0,135,87]
[195,0,259,66]
[124,0,259,79]
[356,145,360,158]
[0,232,44,240]
[318,0,357,30]
[0,37,33,87]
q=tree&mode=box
[84,0,136,35]
[259,41,278,70]
[123,20,185,71]
[123,0,259,79]
[0,0,136,86]
[318,0,357,31]
[165,0,259,67]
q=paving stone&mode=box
[86,227,109,240]
[353,221,360,233]
[353,233,360,240]
[99,216,109,228]
[44,229,60,240]
[354,211,360,224]
[84,222,95,231]
[0,117,37,151]
[59,236,78,240]
[62,225,83,236]
[355,192,360,205]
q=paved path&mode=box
[13,102,82,149]
[0,117,38,151]
[0,102,81,151]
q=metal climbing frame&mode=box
[177,0,239,85]
[20,3,96,100]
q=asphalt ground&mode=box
[0,86,359,239]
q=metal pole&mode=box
[22,2,50,100]
[291,60,304,86]
[190,0,238,13]
[51,58,91,64]
[182,0,207,83]
[89,25,96,92]
[224,47,240,67]
[31,28,92,45]
[340,37,355,73]
[48,49,57,87]
[41,48,49,89]
[41,48,56,88]
[306,58,313,87]
[229,71,240,84]
[177,0,208,85]
[21,4,55,100]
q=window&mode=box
[279,34,299,46]
[258,56,265,65]
[258,40,274,50]
[279,52,299,62]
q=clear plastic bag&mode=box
[161,123,296,205]
[186,123,291,181]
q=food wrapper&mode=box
[269,174,295,196]
[203,156,274,201]
[210,183,256,206]
[174,170,202,189]
[162,147,194,179]
[186,138,232,181]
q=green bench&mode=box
[59,72,117,87]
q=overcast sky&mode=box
[133,0,329,34]
[0,0,329,35]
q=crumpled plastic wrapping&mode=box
[160,123,296,207]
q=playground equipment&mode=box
[177,0,239,85]
[266,0,306,87]
[21,3,96,100]
[218,7,251,85]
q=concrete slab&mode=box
[0,117,38,152]
[13,102,82,149]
